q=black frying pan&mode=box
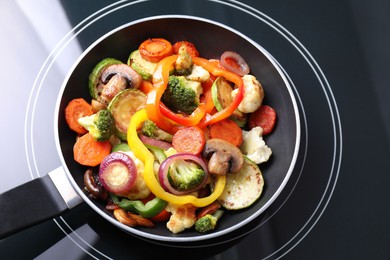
[0,15,300,245]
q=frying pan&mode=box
[0,15,300,244]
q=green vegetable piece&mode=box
[112,142,131,152]
[128,50,158,81]
[119,197,168,218]
[109,193,121,204]
[88,58,123,101]
[77,109,115,141]
[108,89,146,140]
[195,210,224,233]
[141,120,173,142]
[218,157,264,210]
[144,144,167,164]
[168,159,206,192]
[161,75,202,115]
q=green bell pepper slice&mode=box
[118,197,168,218]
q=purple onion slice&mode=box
[158,153,209,195]
[98,152,137,194]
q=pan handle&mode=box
[0,166,83,239]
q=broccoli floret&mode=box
[161,75,202,115]
[168,159,206,192]
[175,45,193,75]
[78,109,115,141]
[195,210,224,233]
[141,120,173,142]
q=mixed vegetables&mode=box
[64,37,277,234]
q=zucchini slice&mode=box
[88,58,123,101]
[128,50,158,81]
[108,89,146,140]
[218,157,264,210]
[211,77,247,127]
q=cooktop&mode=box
[1,0,389,259]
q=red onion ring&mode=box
[158,153,209,195]
[220,51,250,76]
[99,152,137,194]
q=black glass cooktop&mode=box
[1,0,389,259]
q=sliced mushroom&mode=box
[100,74,128,104]
[99,64,143,104]
[202,139,244,175]
[101,63,143,88]
[83,168,108,200]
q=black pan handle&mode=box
[0,167,83,239]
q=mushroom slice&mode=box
[101,63,143,89]
[202,139,244,175]
[100,74,128,104]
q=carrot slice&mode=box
[73,133,112,167]
[208,119,243,147]
[248,105,277,135]
[65,98,94,134]
[139,38,174,63]
[173,41,200,57]
[172,126,205,155]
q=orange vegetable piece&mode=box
[65,98,94,134]
[139,38,174,63]
[208,119,243,147]
[173,41,200,57]
[172,126,205,155]
[139,80,154,94]
[73,133,112,167]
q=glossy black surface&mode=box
[1,0,389,259]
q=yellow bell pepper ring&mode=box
[127,109,226,207]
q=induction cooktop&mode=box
[1,0,389,259]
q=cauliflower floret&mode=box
[239,127,272,164]
[120,151,150,200]
[185,64,210,82]
[165,203,197,234]
[232,74,264,113]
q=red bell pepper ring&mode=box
[159,103,206,126]
[192,57,244,128]
[146,55,208,131]
[200,76,216,114]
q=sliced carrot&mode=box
[73,133,112,167]
[173,41,199,57]
[65,98,94,134]
[139,38,173,63]
[248,105,277,135]
[208,119,243,147]
[172,126,205,155]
